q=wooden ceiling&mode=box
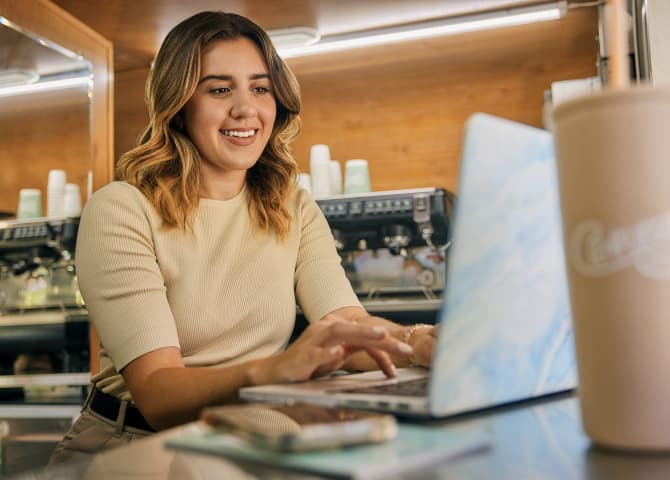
[52,0,549,72]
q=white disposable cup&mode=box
[48,169,66,187]
[344,159,371,194]
[63,183,82,217]
[47,169,67,218]
[310,144,331,199]
[329,160,343,195]
[553,85,670,451]
[297,173,312,193]
[17,188,42,219]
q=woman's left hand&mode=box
[406,324,438,368]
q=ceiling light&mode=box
[0,75,91,98]
[276,1,567,58]
[268,27,320,50]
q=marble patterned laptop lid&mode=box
[429,113,577,416]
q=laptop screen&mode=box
[429,113,576,416]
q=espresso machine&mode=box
[0,216,89,399]
[314,187,455,324]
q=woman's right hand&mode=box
[250,317,414,384]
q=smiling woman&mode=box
[181,38,277,200]
[48,10,436,465]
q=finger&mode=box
[320,345,345,366]
[363,348,397,378]
[307,345,346,380]
[331,333,413,359]
[320,323,415,357]
[279,343,346,382]
[316,321,389,344]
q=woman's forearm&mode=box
[126,356,270,430]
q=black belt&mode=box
[89,387,155,432]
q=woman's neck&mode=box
[199,172,246,200]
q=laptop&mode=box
[240,113,577,417]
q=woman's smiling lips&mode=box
[220,128,258,146]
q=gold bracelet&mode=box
[402,323,429,345]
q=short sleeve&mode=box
[75,182,180,370]
[293,191,361,321]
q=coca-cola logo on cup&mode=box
[570,214,670,279]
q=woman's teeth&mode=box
[222,129,255,138]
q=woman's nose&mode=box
[230,92,257,119]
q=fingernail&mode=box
[330,346,342,355]
[372,326,387,336]
[398,342,413,354]
[390,364,397,376]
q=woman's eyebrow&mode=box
[198,73,270,85]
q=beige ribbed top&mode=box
[75,181,360,400]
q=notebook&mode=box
[240,113,577,417]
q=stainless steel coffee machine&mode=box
[0,217,89,399]
[315,188,454,323]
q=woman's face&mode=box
[183,37,276,189]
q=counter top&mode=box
[19,392,670,479]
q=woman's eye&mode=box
[254,86,271,94]
[209,87,230,95]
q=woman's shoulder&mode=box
[88,181,146,206]
[91,181,140,198]
[84,181,155,218]
[288,184,317,211]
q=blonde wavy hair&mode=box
[115,11,301,239]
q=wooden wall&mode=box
[0,92,90,215]
[115,7,599,193]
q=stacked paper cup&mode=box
[344,159,371,194]
[329,160,342,195]
[17,189,42,219]
[309,144,332,199]
[47,169,67,218]
[63,183,82,217]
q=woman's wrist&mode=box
[246,357,272,386]
[402,323,429,345]
[402,324,430,366]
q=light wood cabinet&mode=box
[0,0,114,212]
[0,0,114,374]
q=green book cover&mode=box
[165,423,489,480]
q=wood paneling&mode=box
[114,8,599,194]
[290,8,599,192]
[0,93,90,214]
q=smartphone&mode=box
[200,403,397,452]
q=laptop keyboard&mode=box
[342,378,429,397]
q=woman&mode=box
[50,11,436,463]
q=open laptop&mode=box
[240,113,577,417]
